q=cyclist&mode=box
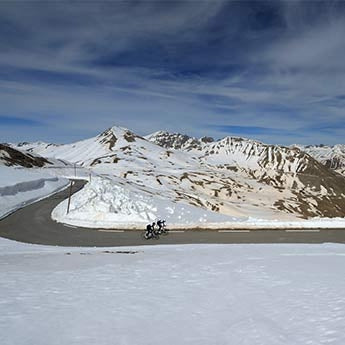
[143,221,166,240]
[146,223,153,233]
[144,223,156,239]
[157,219,167,233]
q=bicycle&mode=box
[142,221,168,240]
[141,228,160,240]
[157,221,169,235]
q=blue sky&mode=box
[1,1,345,145]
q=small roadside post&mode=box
[67,181,73,214]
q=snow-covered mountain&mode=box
[11,127,200,171]
[13,141,61,156]
[11,126,345,221]
[145,131,213,151]
[293,144,345,176]
[147,131,338,187]
[0,143,52,168]
[148,131,309,171]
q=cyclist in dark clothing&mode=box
[144,223,157,239]
[157,219,167,233]
[143,221,167,240]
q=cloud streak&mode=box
[0,115,43,127]
[0,1,345,145]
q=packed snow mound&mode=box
[51,175,345,229]
[0,166,68,219]
[52,177,234,228]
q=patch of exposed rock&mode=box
[0,144,51,168]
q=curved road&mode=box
[1,180,345,247]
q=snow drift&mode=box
[52,176,233,228]
[0,166,68,219]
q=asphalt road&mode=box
[1,180,345,247]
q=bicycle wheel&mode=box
[141,231,149,240]
[161,229,169,236]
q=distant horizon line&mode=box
[2,124,342,148]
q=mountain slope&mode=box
[144,131,213,151]
[293,144,345,176]
[147,131,345,218]
[0,144,52,168]
[14,127,199,169]
[12,126,345,220]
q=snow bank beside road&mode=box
[52,176,234,228]
[1,237,345,345]
[0,166,68,219]
[52,176,345,229]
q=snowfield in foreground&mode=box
[1,238,345,345]
[0,166,68,219]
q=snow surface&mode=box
[293,144,345,175]
[12,126,336,221]
[52,176,345,229]
[52,176,233,228]
[1,237,345,345]
[0,166,68,219]
[10,126,345,226]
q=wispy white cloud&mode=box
[0,1,345,145]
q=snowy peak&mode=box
[96,126,152,152]
[11,125,334,178]
[9,141,61,155]
[147,132,312,174]
[201,136,311,173]
[97,128,118,150]
[294,144,345,172]
[10,126,197,170]
[145,130,212,151]
[200,136,214,144]
[9,126,154,166]
[96,126,139,150]
[7,125,345,219]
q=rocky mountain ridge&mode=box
[292,144,345,175]
[10,126,345,219]
[0,144,52,168]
